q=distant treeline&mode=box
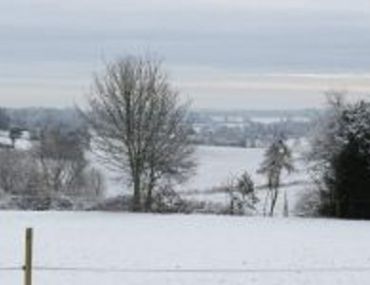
[0,107,86,138]
[189,108,321,121]
[188,109,316,148]
[0,107,315,148]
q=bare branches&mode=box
[84,55,195,212]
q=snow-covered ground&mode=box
[185,146,266,191]
[94,143,310,215]
[184,144,307,191]
[0,131,32,150]
[0,130,310,215]
[1,212,370,285]
[97,144,309,192]
[0,139,365,285]
[1,131,310,214]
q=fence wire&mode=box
[0,266,21,271]
[3,265,370,274]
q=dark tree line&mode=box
[309,93,370,219]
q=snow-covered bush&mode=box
[224,172,258,216]
[149,185,186,213]
[294,188,324,217]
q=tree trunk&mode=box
[283,190,289,217]
[269,188,279,217]
[230,197,235,215]
[144,167,156,212]
[263,190,270,216]
[145,182,154,212]
[133,175,142,212]
[145,187,152,212]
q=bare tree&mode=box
[33,126,87,196]
[84,55,195,212]
[0,149,36,195]
[0,126,104,209]
[30,125,104,205]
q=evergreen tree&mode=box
[258,134,294,216]
[311,98,370,218]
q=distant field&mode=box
[93,144,310,215]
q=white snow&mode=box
[90,144,310,215]
[96,145,308,193]
[0,138,364,285]
[184,146,266,191]
[250,116,311,124]
[1,212,370,285]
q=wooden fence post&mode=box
[24,228,33,285]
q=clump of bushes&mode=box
[0,126,104,210]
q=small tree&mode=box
[0,149,37,195]
[9,127,23,148]
[34,126,87,194]
[31,125,104,204]
[84,55,195,212]
[225,171,257,215]
[237,172,256,202]
[258,134,294,216]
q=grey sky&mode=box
[1,0,370,109]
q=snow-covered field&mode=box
[96,144,310,215]
[2,212,370,285]
[184,144,308,189]
[0,140,366,285]
[91,145,271,197]
[185,146,266,191]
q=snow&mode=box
[0,131,32,150]
[1,212,370,285]
[89,146,270,197]
[89,144,310,215]
[97,145,308,194]
[250,116,311,124]
[0,135,309,215]
[0,136,364,285]
[184,146,266,191]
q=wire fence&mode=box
[0,266,20,272]
[3,228,370,285]
[3,265,370,274]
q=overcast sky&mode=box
[1,0,370,109]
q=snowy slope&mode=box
[90,144,310,215]
[1,212,370,285]
[184,146,266,191]
[94,144,309,194]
